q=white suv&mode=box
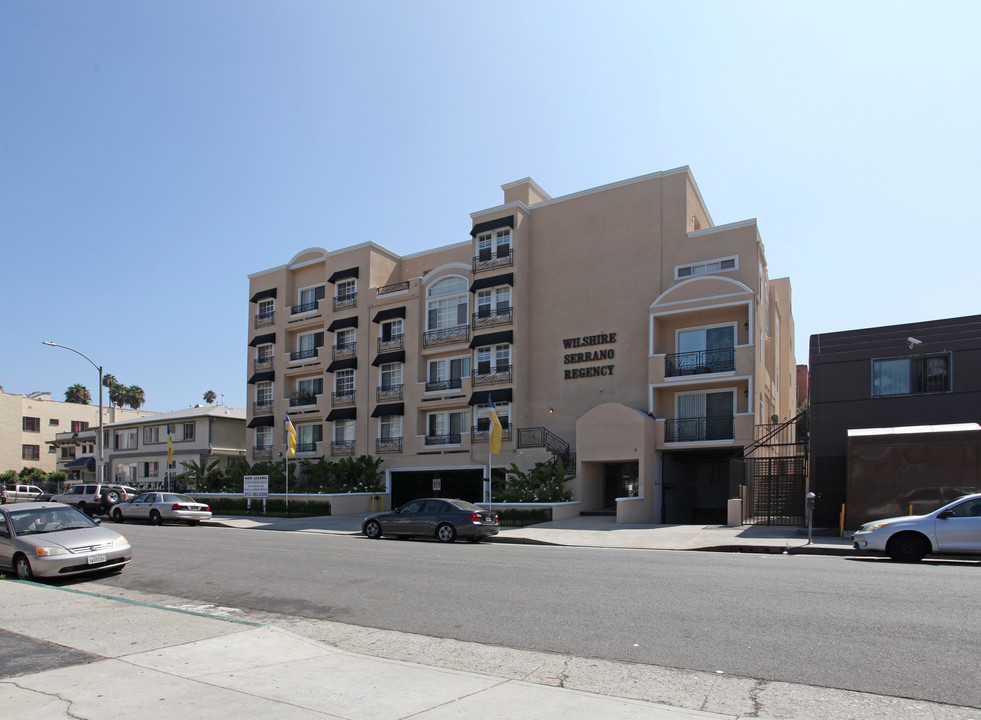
[50,484,138,516]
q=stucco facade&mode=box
[247,168,795,523]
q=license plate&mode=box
[87,554,106,565]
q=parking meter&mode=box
[806,492,816,544]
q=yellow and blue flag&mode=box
[488,394,502,455]
[285,414,297,457]
[166,424,174,466]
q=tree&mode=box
[124,385,146,409]
[65,383,91,404]
[495,458,574,503]
[203,390,217,405]
[177,459,221,492]
[107,381,126,408]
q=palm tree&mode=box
[107,382,126,408]
[65,384,91,404]
[125,385,146,409]
[203,390,217,405]
[102,374,117,391]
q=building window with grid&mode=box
[427,356,469,392]
[296,423,323,453]
[872,354,951,397]
[22,445,40,460]
[23,417,40,432]
[477,228,511,260]
[426,277,469,331]
[333,419,355,455]
[426,410,468,446]
[476,286,511,319]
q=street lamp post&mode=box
[43,341,105,484]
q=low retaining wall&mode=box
[477,501,581,521]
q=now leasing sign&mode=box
[244,475,269,498]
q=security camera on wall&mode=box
[907,337,922,348]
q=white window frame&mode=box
[475,344,511,373]
[334,327,356,350]
[257,298,275,318]
[335,278,357,301]
[378,415,402,441]
[476,285,511,317]
[256,343,274,362]
[675,255,738,280]
[256,381,273,405]
[426,276,469,331]
[426,410,469,442]
[296,376,323,399]
[333,419,355,443]
[477,228,511,257]
[427,355,470,390]
[335,369,355,395]
[255,426,272,449]
[380,318,403,341]
[475,402,510,430]
[379,362,403,390]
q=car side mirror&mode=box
[93,518,102,525]
[937,510,955,520]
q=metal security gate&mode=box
[740,414,809,526]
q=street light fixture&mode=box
[43,341,105,484]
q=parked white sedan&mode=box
[111,492,212,526]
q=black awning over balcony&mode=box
[372,350,406,367]
[328,267,359,283]
[248,415,276,428]
[328,316,359,332]
[469,330,513,349]
[468,388,513,405]
[470,273,513,293]
[248,371,275,384]
[470,215,514,237]
[373,306,407,323]
[326,408,357,421]
[371,403,404,418]
[249,332,276,347]
[250,288,277,302]
[326,358,358,373]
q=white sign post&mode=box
[244,474,269,514]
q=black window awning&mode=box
[371,403,404,418]
[372,350,405,367]
[328,267,360,283]
[248,371,275,384]
[251,288,277,302]
[470,215,514,237]
[469,330,513,349]
[248,415,275,428]
[470,273,513,293]
[468,388,513,406]
[249,332,276,347]
[327,408,357,421]
[65,457,95,469]
[328,316,359,332]
[326,358,358,373]
[373,306,407,323]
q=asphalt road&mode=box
[95,522,981,709]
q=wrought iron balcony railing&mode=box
[377,334,404,352]
[252,401,273,415]
[332,390,356,407]
[377,281,409,295]
[425,433,462,446]
[254,312,274,328]
[376,437,403,454]
[290,347,319,361]
[289,394,318,408]
[331,440,355,456]
[333,293,357,312]
[423,324,469,348]
[664,415,734,442]
[425,377,463,393]
[291,301,319,315]
[472,364,512,386]
[473,248,513,273]
[254,357,274,373]
[377,384,403,402]
[296,442,319,454]
[471,425,512,443]
[252,445,273,461]
[333,341,356,360]
[473,306,513,330]
[664,348,735,377]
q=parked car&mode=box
[2,484,45,503]
[111,492,212,526]
[362,498,500,543]
[852,493,981,562]
[48,484,137,516]
[0,502,132,581]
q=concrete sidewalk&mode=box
[204,512,856,556]
[0,580,741,720]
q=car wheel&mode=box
[436,523,457,543]
[102,488,121,505]
[364,519,382,539]
[112,508,124,523]
[14,554,33,581]
[149,510,163,526]
[887,532,930,562]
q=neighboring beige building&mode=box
[105,405,246,489]
[246,168,796,523]
[0,386,153,476]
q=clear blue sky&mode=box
[3,1,979,412]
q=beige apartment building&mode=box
[0,387,152,476]
[246,168,796,524]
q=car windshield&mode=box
[10,506,97,535]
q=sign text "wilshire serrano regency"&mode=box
[562,333,616,379]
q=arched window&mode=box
[426,276,469,331]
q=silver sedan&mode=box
[111,492,212,526]
[0,502,132,580]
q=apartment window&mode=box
[142,461,159,478]
[256,381,273,405]
[114,429,138,450]
[297,423,323,452]
[295,331,324,360]
[427,356,470,391]
[669,324,736,376]
[427,410,468,444]
[61,446,76,459]
[49,418,60,426]
[477,228,511,260]
[675,255,737,280]
[380,318,403,349]
[475,402,510,431]
[379,415,402,441]
[257,343,274,363]
[144,426,162,444]
[379,362,403,391]
[427,276,469,331]
[23,417,40,432]
[296,284,325,313]
[115,463,137,484]
[71,420,89,432]
[335,369,355,396]
[872,354,951,397]
[335,278,356,302]
[335,327,356,351]
[22,445,40,460]
[257,298,275,319]
[255,426,272,450]
[475,344,511,374]
[295,377,323,404]
[673,390,735,441]
[333,419,354,443]
[476,286,511,318]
